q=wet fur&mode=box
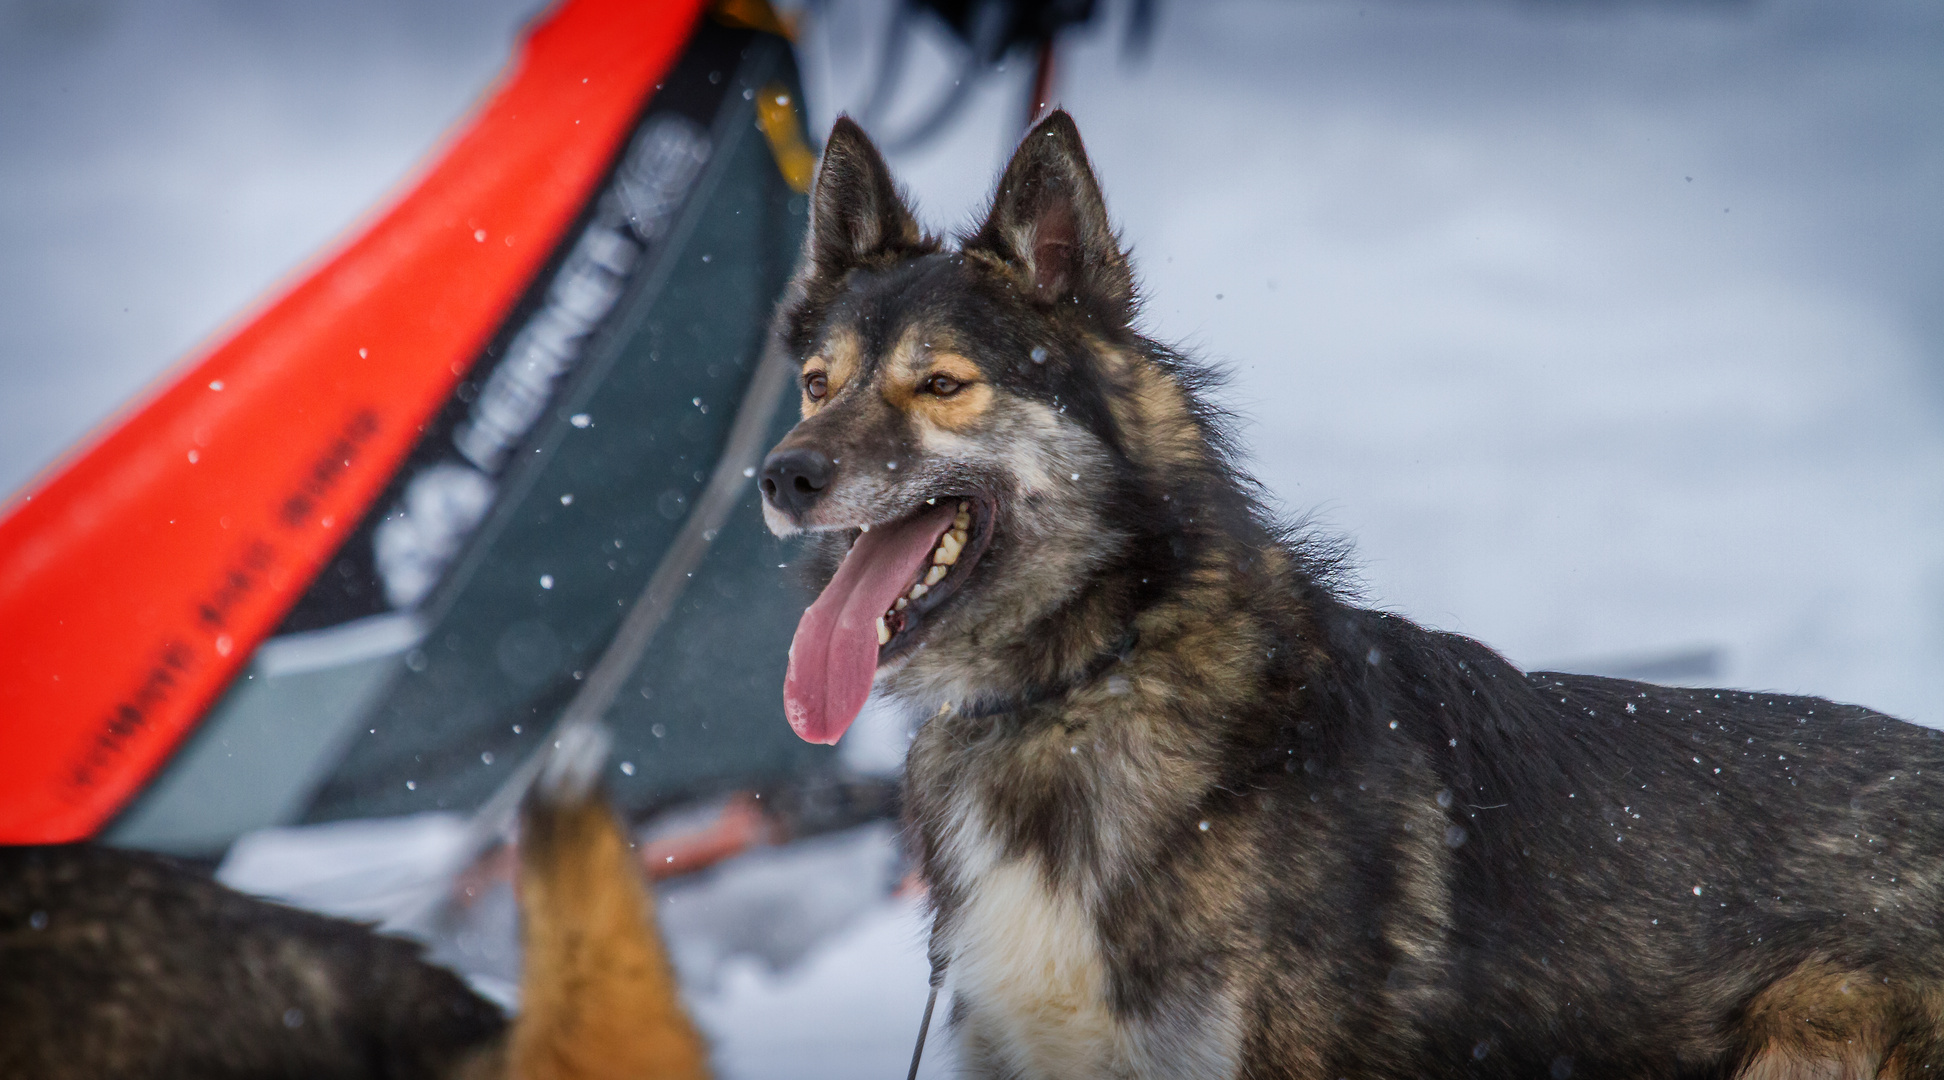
[764,112,1944,1079]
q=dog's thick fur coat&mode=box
[0,736,707,1080]
[760,111,1944,1080]
[0,843,507,1079]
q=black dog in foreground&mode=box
[757,109,1944,1079]
[0,725,709,1080]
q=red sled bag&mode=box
[0,0,717,843]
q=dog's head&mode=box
[761,111,1214,744]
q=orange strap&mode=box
[0,0,710,843]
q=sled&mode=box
[0,0,830,850]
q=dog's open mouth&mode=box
[783,496,993,745]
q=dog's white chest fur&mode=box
[941,817,1243,1080]
[951,856,1122,1079]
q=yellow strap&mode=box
[756,82,817,194]
[711,0,794,38]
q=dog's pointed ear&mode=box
[968,110,1133,316]
[805,117,925,279]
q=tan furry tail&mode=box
[507,723,712,1080]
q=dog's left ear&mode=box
[968,110,1133,318]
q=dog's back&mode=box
[1282,601,1944,1078]
[0,731,709,1080]
[0,843,505,1079]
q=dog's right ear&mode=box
[804,117,925,281]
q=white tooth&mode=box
[953,511,971,531]
[936,533,962,564]
[951,526,968,544]
[877,616,891,645]
[894,597,908,611]
[924,564,948,586]
[908,582,929,601]
[958,501,970,513]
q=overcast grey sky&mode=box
[3,0,1941,727]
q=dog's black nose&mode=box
[760,447,834,517]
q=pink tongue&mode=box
[784,503,957,744]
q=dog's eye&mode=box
[924,374,963,397]
[804,371,829,401]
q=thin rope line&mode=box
[905,979,940,1080]
[907,907,949,1080]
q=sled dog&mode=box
[0,726,708,1080]
[758,110,1944,1080]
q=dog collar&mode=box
[954,628,1139,721]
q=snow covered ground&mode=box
[4,0,1943,1074]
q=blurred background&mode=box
[4,0,1942,1074]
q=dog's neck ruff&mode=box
[952,629,1140,721]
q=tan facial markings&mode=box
[882,331,993,432]
[799,328,863,416]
